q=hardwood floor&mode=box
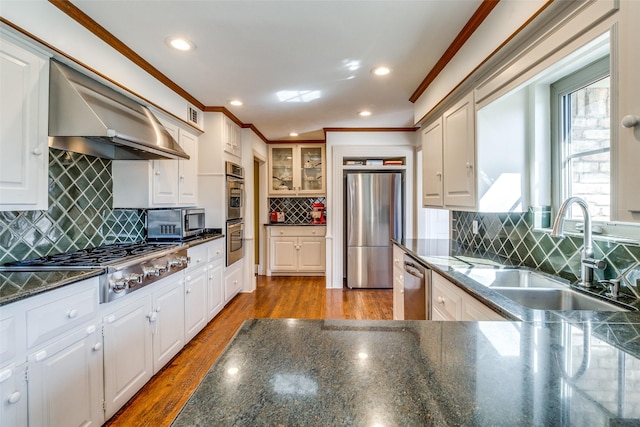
[105,275,393,426]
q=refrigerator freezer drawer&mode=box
[347,246,393,289]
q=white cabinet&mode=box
[207,240,225,320]
[224,260,243,303]
[102,273,184,418]
[0,34,49,211]
[269,144,325,196]
[223,116,242,158]
[422,93,476,210]
[102,293,153,419]
[112,124,199,208]
[392,245,405,320]
[267,226,326,275]
[431,272,505,321]
[0,364,27,427]
[151,276,185,373]
[184,245,208,342]
[28,324,103,427]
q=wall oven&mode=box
[226,220,244,266]
[226,161,244,221]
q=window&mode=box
[551,57,610,221]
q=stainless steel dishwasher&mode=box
[403,254,431,320]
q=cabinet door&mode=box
[207,260,224,320]
[0,364,27,427]
[392,245,405,320]
[299,145,325,194]
[223,117,241,157]
[152,278,185,373]
[431,273,462,320]
[0,37,48,211]
[224,263,243,303]
[422,119,444,207]
[28,325,103,427]
[269,237,298,272]
[462,295,505,321]
[443,93,476,208]
[269,145,296,195]
[297,237,325,272]
[178,130,198,205]
[103,295,153,419]
[184,266,208,342]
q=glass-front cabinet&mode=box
[269,144,325,196]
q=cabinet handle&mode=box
[7,391,21,405]
[32,147,43,156]
[86,325,96,334]
[92,343,102,352]
[107,315,116,323]
[35,350,47,362]
[67,309,78,319]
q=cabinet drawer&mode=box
[269,226,325,237]
[207,239,224,261]
[26,279,99,349]
[187,244,208,268]
[431,273,462,321]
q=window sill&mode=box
[536,219,640,246]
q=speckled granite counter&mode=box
[0,269,104,306]
[179,231,224,247]
[173,318,640,426]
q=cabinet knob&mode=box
[465,162,473,170]
[155,170,160,175]
[621,114,639,128]
[86,325,96,334]
[436,171,442,177]
[438,296,445,304]
[35,350,47,362]
[32,147,43,155]
[186,288,192,294]
[92,342,102,352]
[67,309,79,319]
[279,231,284,235]
[7,391,21,405]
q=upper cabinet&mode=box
[223,116,242,159]
[112,119,199,208]
[422,91,527,212]
[0,34,50,211]
[269,144,325,196]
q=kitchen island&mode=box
[173,318,640,426]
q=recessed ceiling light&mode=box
[372,66,391,76]
[289,132,299,137]
[165,37,195,51]
[229,100,243,106]
[359,111,371,117]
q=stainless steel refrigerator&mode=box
[345,171,404,288]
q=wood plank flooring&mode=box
[105,275,393,426]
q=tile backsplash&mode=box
[269,197,326,224]
[452,210,640,298]
[0,149,145,265]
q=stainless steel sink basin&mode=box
[494,288,627,311]
[454,267,568,289]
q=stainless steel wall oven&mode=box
[225,161,245,266]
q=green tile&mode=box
[605,245,637,273]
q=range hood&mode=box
[48,61,189,160]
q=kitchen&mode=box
[1,0,640,425]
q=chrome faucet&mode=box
[551,197,606,288]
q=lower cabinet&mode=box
[102,274,184,419]
[207,240,225,321]
[432,272,505,321]
[0,364,27,427]
[267,226,326,275]
[27,325,103,427]
[224,261,243,303]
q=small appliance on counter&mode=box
[270,211,285,223]
[310,202,326,224]
[147,208,205,240]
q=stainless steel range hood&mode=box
[48,61,189,160]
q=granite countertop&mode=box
[180,231,225,247]
[172,318,640,426]
[0,269,104,306]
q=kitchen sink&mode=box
[494,287,628,311]
[454,267,568,289]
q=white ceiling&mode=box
[71,0,483,141]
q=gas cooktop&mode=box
[4,242,179,268]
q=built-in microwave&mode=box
[147,208,205,240]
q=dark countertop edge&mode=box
[392,239,640,324]
[180,233,225,248]
[0,269,105,306]
[264,223,326,226]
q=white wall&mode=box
[325,131,418,288]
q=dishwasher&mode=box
[403,254,431,320]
